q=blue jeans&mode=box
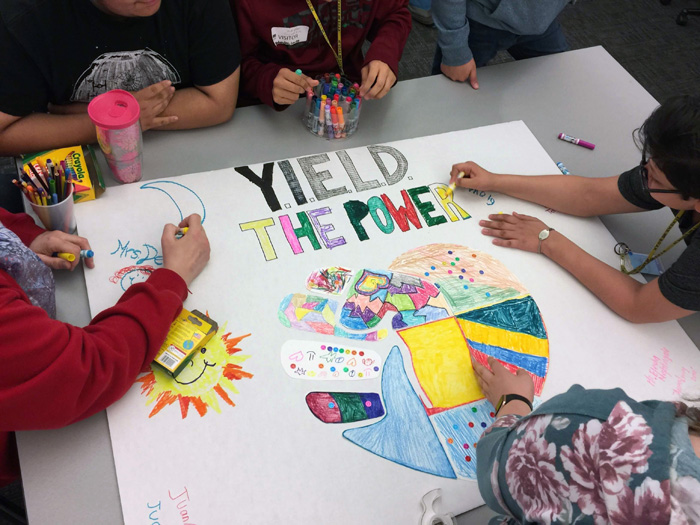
[432,17,570,74]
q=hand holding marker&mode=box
[53,250,94,262]
[446,171,466,196]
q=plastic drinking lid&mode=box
[87,89,141,129]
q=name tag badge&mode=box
[626,251,665,276]
[271,26,310,46]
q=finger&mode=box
[512,211,536,221]
[301,75,319,92]
[481,227,514,240]
[486,214,517,222]
[360,63,380,98]
[491,238,518,249]
[468,67,479,90]
[179,214,202,229]
[162,223,178,245]
[375,70,394,99]
[479,218,516,229]
[37,253,72,271]
[281,70,310,93]
[366,66,389,99]
[149,116,179,129]
[361,65,369,92]
[278,77,307,97]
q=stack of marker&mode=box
[302,73,363,140]
[12,156,75,206]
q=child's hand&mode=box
[360,60,395,100]
[132,80,179,130]
[272,69,318,106]
[449,161,498,192]
[29,230,94,270]
[472,356,534,415]
[479,212,557,254]
[161,214,210,286]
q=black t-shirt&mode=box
[0,0,240,116]
[618,166,700,311]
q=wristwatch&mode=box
[494,393,533,415]
[538,227,555,254]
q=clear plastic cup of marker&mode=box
[25,184,76,233]
[88,89,143,183]
[302,74,362,140]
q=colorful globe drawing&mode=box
[278,243,549,479]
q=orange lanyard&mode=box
[305,0,344,74]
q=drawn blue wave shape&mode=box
[140,180,206,224]
[343,346,456,479]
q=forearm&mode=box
[492,174,622,217]
[0,113,96,156]
[156,86,236,130]
[542,232,649,321]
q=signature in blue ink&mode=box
[111,239,163,266]
[467,189,496,206]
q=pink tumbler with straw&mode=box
[88,89,143,183]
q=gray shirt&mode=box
[432,0,571,65]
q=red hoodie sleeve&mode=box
[0,208,44,247]
[235,0,285,109]
[363,0,412,76]
[0,267,187,431]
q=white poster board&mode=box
[75,122,700,525]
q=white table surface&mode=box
[16,46,699,525]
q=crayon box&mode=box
[154,309,219,377]
[21,145,105,203]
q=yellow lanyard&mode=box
[305,0,344,75]
[617,210,700,274]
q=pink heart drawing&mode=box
[289,351,304,362]
[347,358,357,367]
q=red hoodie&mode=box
[233,0,411,108]
[0,209,187,486]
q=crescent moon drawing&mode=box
[140,181,207,224]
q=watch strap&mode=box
[495,393,533,415]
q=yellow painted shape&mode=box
[456,318,549,358]
[400,317,482,408]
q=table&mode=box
[16,46,699,524]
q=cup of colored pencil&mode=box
[13,157,77,233]
[302,73,362,140]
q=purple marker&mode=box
[558,133,595,150]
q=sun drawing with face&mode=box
[137,325,253,418]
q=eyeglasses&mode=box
[639,157,684,195]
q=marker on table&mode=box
[175,227,189,239]
[558,133,595,150]
[556,162,571,175]
[447,171,466,196]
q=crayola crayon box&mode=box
[155,309,219,377]
[21,145,105,203]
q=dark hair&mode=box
[634,95,700,199]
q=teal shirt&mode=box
[476,385,700,524]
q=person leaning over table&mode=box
[471,356,700,524]
[449,95,700,323]
[231,0,411,108]
[431,0,571,89]
[0,0,241,156]
[0,208,210,486]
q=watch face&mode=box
[539,229,550,240]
